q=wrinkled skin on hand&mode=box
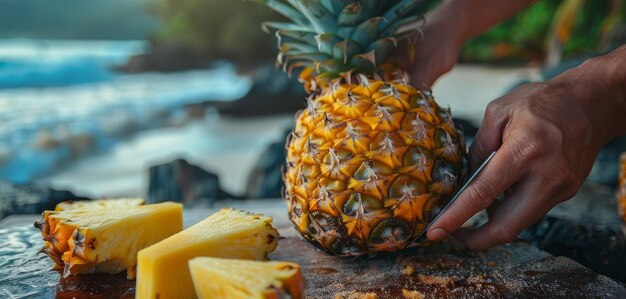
[426,45,626,250]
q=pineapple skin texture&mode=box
[136,208,279,299]
[35,202,183,279]
[285,76,466,256]
[618,153,626,222]
[189,257,304,299]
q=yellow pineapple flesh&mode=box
[34,202,182,279]
[188,257,304,299]
[55,198,144,211]
[136,208,279,299]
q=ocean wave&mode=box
[0,39,251,183]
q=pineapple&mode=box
[34,202,182,279]
[188,257,305,299]
[257,1,466,255]
[54,198,144,211]
[618,152,626,222]
[136,208,279,299]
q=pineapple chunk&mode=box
[35,202,182,279]
[136,208,279,299]
[55,198,144,211]
[189,257,304,299]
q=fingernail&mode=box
[428,228,446,240]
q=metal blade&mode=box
[415,150,497,240]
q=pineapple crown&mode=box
[254,0,425,79]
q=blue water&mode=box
[0,39,251,183]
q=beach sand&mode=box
[38,65,539,198]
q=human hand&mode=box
[392,3,465,87]
[425,46,626,250]
[394,0,535,87]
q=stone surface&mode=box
[0,180,89,220]
[521,216,626,283]
[118,43,205,73]
[213,63,306,116]
[520,183,626,283]
[245,129,290,199]
[588,137,626,186]
[147,158,237,206]
[1,200,624,298]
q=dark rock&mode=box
[452,117,479,138]
[147,158,237,206]
[0,180,90,219]
[213,63,306,116]
[520,183,626,283]
[117,43,207,73]
[520,216,626,283]
[587,136,626,186]
[246,129,291,199]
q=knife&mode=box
[416,150,497,240]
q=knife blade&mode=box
[416,150,496,240]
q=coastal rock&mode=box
[246,129,291,199]
[521,216,626,283]
[147,158,236,206]
[0,180,89,219]
[520,183,626,283]
[214,63,306,116]
[119,43,205,73]
[587,136,626,186]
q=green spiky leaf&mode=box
[337,3,366,27]
[262,22,315,33]
[351,17,385,48]
[254,0,427,76]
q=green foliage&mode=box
[461,0,625,63]
[151,0,283,66]
[0,0,157,40]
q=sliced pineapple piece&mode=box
[136,208,279,299]
[55,198,144,211]
[35,202,182,279]
[189,257,304,299]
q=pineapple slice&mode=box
[55,198,144,211]
[34,202,182,279]
[189,257,304,299]
[136,208,279,299]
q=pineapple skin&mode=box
[136,208,279,299]
[618,152,626,222]
[34,202,183,279]
[285,73,466,256]
[189,257,304,299]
